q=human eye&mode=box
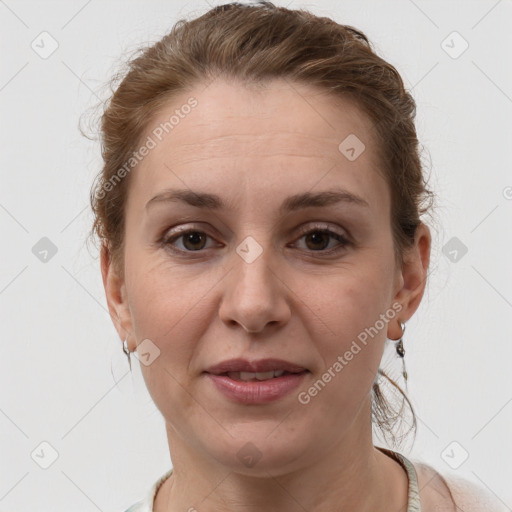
[159,222,350,257]
[161,226,220,255]
[292,223,351,255]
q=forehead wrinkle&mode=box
[163,153,341,169]
[154,133,347,169]
[170,130,341,149]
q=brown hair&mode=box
[88,1,435,452]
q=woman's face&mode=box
[103,78,427,475]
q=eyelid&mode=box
[295,222,349,239]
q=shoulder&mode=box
[412,460,508,512]
[122,469,173,512]
[123,500,150,512]
[123,502,146,512]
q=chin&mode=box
[203,427,314,477]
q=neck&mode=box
[155,400,409,512]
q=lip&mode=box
[206,372,308,404]
[205,358,307,375]
[204,358,309,405]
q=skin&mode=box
[102,77,431,512]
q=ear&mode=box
[387,223,431,340]
[100,244,134,350]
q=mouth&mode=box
[220,370,306,381]
[205,357,308,376]
[204,358,309,404]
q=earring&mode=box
[122,339,131,371]
[391,321,407,385]
[395,322,405,358]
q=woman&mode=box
[89,2,505,511]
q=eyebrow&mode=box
[145,187,369,213]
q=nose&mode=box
[218,247,291,334]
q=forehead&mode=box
[128,77,389,216]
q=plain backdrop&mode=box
[1,1,511,511]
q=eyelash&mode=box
[160,224,351,257]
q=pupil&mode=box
[307,232,328,250]
[185,232,205,250]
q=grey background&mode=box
[1,0,511,510]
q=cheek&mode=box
[302,255,395,407]
[127,273,204,422]
[123,251,230,412]
[125,237,226,339]
[310,251,393,339]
